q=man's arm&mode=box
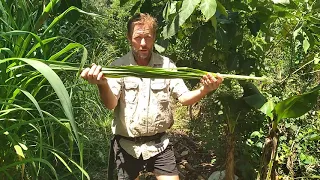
[81,64,118,110]
[178,73,223,106]
[97,84,118,110]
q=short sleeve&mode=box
[107,60,123,99]
[168,62,189,99]
[107,78,122,99]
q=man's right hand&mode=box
[80,63,107,85]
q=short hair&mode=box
[127,13,158,36]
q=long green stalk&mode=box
[43,60,269,81]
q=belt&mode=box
[115,132,165,143]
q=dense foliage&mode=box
[0,0,319,179]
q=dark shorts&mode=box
[113,139,178,180]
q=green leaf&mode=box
[191,25,212,52]
[293,22,303,40]
[314,57,320,64]
[0,158,58,179]
[309,16,320,24]
[243,93,267,109]
[43,0,60,13]
[50,151,72,173]
[274,84,320,123]
[304,29,315,50]
[130,1,141,15]
[44,6,102,36]
[260,100,275,119]
[154,43,165,53]
[243,83,267,109]
[211,15,217,31]
[310,25,320,34]
[200,0,217,22]
[140,0,152,13]
[250,131,262,138]
[26,37,60,57]
[20,88,44,120]
[163,1,171,21]
[306,134,320,141]
[0,31,45,58]
[303,38,310,54]
[216,1,228,17]
[1,58,80,145]
[120,0,131,6]
[162,0,201,39]
[0,48,14,57]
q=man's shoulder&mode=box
[153,52,176,68]
[110,52,131,66]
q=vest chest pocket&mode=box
[123,79,139,103]
[151,79,169,101]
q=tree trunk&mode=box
[225,132,235,180]
[258,127,279,180]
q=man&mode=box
[81,13,223,180]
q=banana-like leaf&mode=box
[260,100,275,120]
[274,84,320,123]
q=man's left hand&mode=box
[200,73,224,94]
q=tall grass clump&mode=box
[0,0,100,179]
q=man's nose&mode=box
[140,38,146,46]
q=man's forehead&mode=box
[132,24,153,34]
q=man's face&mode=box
[128,23,155,61]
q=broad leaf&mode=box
[217,1,228,17]
[200,0,217,22]
[191,25,212,52]
[243,83,267,109]
[260,100,275,119]
[162,0,201,39]
[163,1,171,21]
[274,84,320,123]
[244,94,267,110]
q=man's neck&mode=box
[133,54,151,66]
